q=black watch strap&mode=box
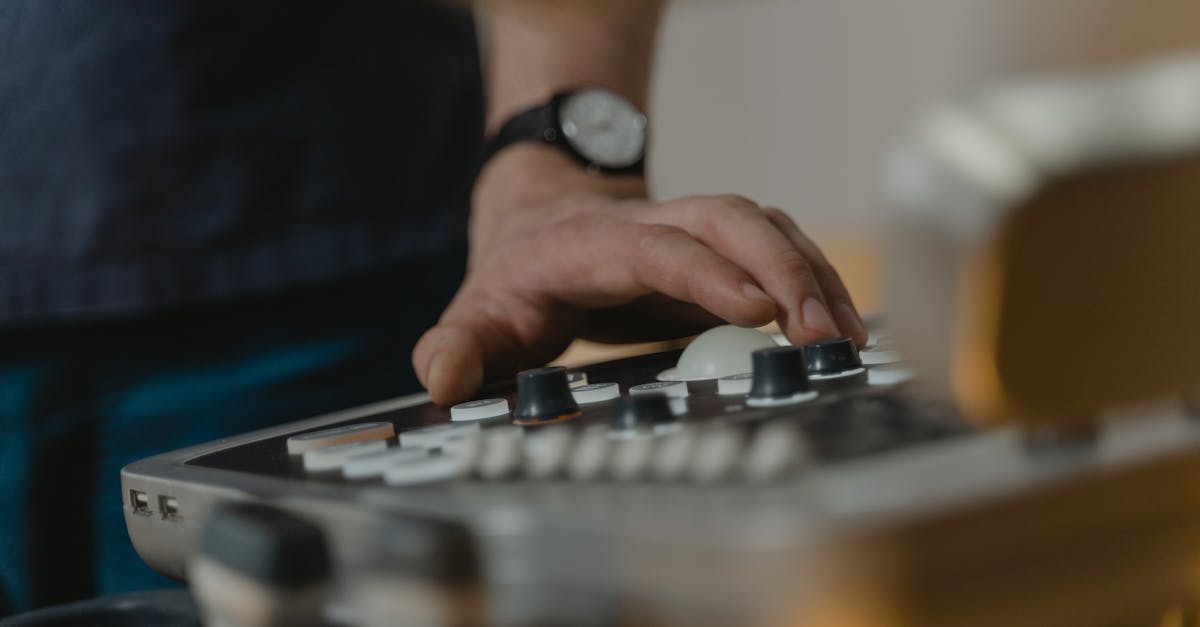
[479,91,646,176]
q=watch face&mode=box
[558,89,647,169]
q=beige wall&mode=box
[647,0,1200,309]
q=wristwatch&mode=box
[481,88,648,175]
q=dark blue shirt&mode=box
[0,1,483,324]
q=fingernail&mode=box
[801,297,839,336]
[836,300,868,340]
[741,282,773,304]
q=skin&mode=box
[413,0,867,405]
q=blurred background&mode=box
[648,0,1200,312]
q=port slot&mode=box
[130,490,152,516]
[159,495,180,520]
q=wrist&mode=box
[470,144,647,259]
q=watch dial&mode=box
[559,89,647,168]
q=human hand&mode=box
[412,145,867,405]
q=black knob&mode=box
[802,337,863,376]
[197,502,331,588]
[609,394,675,433]
[514,366,580,423]
[748,346,814,405]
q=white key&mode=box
[609,435,656,481]
[343,447,431,480]
[568,426,611,481]
[523,426,575,479]
[567,371,589,388]
[651,427,697,482]
[629,381,688,398]
[476,426,524,480]
[382,456,462,487]
[441,431,483,474]
[303,440,387,473]
[400,422,481,449]
[742,421,809,482]
[571,382,620,405]
[717,373,754,396]
[450,398,510,422]
[867,366,916,386]
[689,427,745,483]
[287,421,395,455]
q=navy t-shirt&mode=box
[0,1,483,324]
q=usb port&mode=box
[130,490,151,515]
[159,495,180,520]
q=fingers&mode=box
[414,216,777,404]
[761,207,868,347]
[645,195,842,345]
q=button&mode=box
[609,394,675,436]
[571,382,620,405]
[523,426,575,479]
[651,428,697,482]
[866,330,892,349]
[400,423,481,449]
[802,337,865,379]
[567,426,611,481]
[860,349,901,365]
[450,398,510,422]
[629,381,688,398]
[343,447,431,480]
[567,371,589,388]
[476,426,524,480]
[303,440,388,473]
[662,325,778,381]
[867,366,916,386]
[287,421,395,455]
[742,421,809,482]
[382,456,463,486]
[609,435,656,481]
[717,372,754,396]
[441,432,483,474]
[513,366,581,425]
[747,346,818,407]
[688,427,745,483]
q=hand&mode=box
[412,145,867,405]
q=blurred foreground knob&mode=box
[514,366,581,425]
[748,346,818,407]
[189,503,330,627]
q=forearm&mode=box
[478,0,663,133]
[472,0,662,256]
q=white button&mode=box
[630,381,688,398]
[866,330,892,349]
[441,431,483,474]
[668,325,778,380]
[746,390,818,408]
[287,421,395,455]
[476,426,524,480]
[717,373,754,396]
[450,398,510,422]
[860,349,900,365]
[303,440,387,473]
[571,382,620,404]
[867,366,916,386]
[609,435,656,481]
[382,456,462,486]
[652,428,697,481]
[567,371,589,388]
[400,422,481,449]
[742,421,809,482]
[567,426,611,481]
[689,427,745,483]
[524,426,575,479]
[343,447,431,480]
